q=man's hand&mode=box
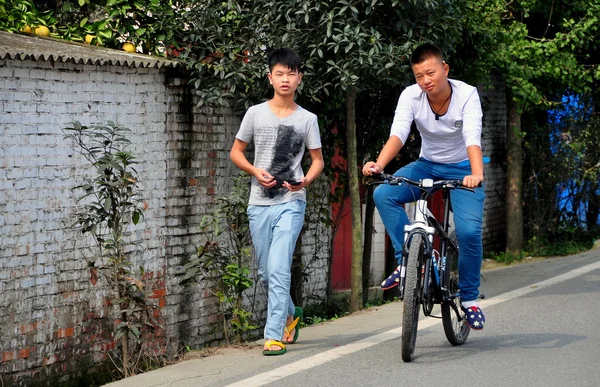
[362,162,382,176]
[463,174,484,188]
[283,178,306,191]
[255,169,277,188]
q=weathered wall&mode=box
[0,53,330,386]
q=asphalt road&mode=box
[106,248,600,387]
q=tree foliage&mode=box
[0,0,188,54]
[458,0,600,254]
[458,0,599,107]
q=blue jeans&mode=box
[373,158,485,301]
[247,200,306,340]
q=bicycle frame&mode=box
[366,173,474,360]
[397,179,459,312]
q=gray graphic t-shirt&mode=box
[236,102,322,206]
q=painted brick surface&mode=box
[0,56,331,385]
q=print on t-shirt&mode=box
[262,124,304,198]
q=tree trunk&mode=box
[346,87,363,312]
[362,185,374,306]
[586,181,599,234]
[506,97,523,256]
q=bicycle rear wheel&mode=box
[441,232,470,345]
[401,234,424,362]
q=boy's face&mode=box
[268,64,302,97]
[412,56,449,98]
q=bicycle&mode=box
[367,173,477,362]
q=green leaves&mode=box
[0,0,190,54]
[458,0,599,108]
[63,120,145,258]
[178,0,453,108]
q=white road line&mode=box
[227,259,600,387]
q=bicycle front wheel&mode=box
[441,232,470,345]
[401,234,424,362]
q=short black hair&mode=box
[268,48,302,73]
[410,43,444,65]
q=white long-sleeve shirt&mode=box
[390,79,483,164]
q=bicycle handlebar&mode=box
[365,173,477,191]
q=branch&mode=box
[542,0,555,38]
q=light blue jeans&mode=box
[247,199,306,341]
[373,158,485,301]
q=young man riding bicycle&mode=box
[362,43,486,330]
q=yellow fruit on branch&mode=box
[34,26,50,37]
[84,34,95,44]
[122,42,136,53]
[22,25,32,33]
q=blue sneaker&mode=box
[461,305,485,330]
[381,265,403,290]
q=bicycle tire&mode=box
[441,232,471,345]
[401,234,424,362]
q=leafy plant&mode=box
[63,120,161,378]
[182,172,257,344]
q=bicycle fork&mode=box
[398,198,436,301]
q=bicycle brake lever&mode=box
[363,175,382,185]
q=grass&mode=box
[486,233,598,264]
[525,240,593,257]
[302,295,349,327]
[485,251,523,264]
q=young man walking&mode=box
[230,48,324,355]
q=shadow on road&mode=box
[412,332,587,363]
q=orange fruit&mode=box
[34,26,50,37]
[22,25,32,33]
[122,42,136,53]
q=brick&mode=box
[151,288,166,299]
[3,351,16,362]
[20,277,36,288]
